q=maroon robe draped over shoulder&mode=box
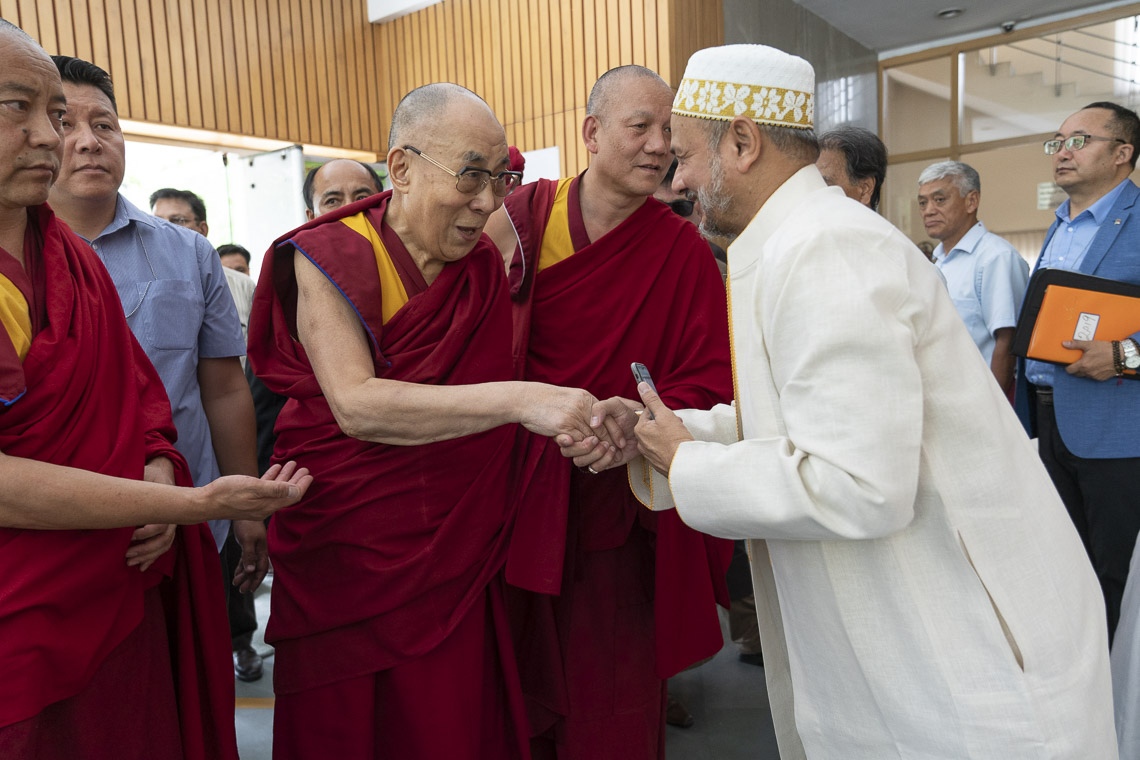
[503,176,734,755]
[0,205,237,760]
[247,192,524,697]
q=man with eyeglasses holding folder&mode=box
[248,83,622,759]
[1015,102,1140,643]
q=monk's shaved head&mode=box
[586,65,670,118]
[388,83,494,152]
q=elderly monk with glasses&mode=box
[248,83,625,760]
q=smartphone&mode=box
[630,362,657,419]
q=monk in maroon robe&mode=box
[248,84,609,760]
[0,24,309,759]
[486,66,734,760]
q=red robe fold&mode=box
[247,192,524,696]
[503,176,734,754]
[0,205,236,759]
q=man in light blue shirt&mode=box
[918,160,1029,395]
[46,57,267,622]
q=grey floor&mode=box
[234,579,781,759]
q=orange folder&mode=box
[1012,269,1140,378]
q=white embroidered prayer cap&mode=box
[673,44,815,130]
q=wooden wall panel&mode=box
[7,0,721,167]
[366,0,721,175]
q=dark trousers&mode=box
[1037,394,1140,643]
[219,524,258,649]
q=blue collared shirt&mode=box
[82,195,245,548]
[933,222,1029,364]
[1026,179,1131,387]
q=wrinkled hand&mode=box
[232,519,270,594]
[556,396,644,472]
[126,523,177,571]
[519,384,605,443]
[1063,340,1118,381]
[633,382,694,476]
[200,461,313,522]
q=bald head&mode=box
[586,65,670,118]
[304,159,384,220]
[388,83,495,152]
[0,18,36,44]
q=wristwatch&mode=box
[1123,338,1140,370]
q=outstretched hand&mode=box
[633,382,693,476]
[201,461,313,522]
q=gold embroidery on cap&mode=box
[672,78,814,128]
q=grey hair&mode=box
[818,126,887,211]
[387,83,488,152]
[701,118,819,163]
[0,18,35,43]
[918,160,980,196]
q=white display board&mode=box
[520,146,562,182]
[122,140,307,281]
[226,146,309,279]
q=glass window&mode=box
[882,157,949,245]
[882,58,952,154]
[961,143,1060,265]
[959,17,1140,145]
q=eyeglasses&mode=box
[667,199,695,218]
[164,215,199,227]
[403,145,523,197]
[1043,135,1126,155]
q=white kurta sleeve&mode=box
[669,219,928,542]
[628,403,738,510]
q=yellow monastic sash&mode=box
[338,212,410,325]
[0,275,32,360]
[537,178,576,273]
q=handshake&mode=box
[518,381,693,476]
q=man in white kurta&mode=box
[630,44,1116,760]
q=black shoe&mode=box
[738,651,764,667]
[234,646,264,682]
[666,695,694,728]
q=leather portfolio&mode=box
[1012,269,1140,378]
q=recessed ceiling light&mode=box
[937,7,964,19]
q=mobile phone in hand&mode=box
[630,362,657,420]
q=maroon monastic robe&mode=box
[0,205,238,759]
[503,175,734,758]
[248,193,530,758]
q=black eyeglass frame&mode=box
[1043,134,1126,155]
[403,145,523,197]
